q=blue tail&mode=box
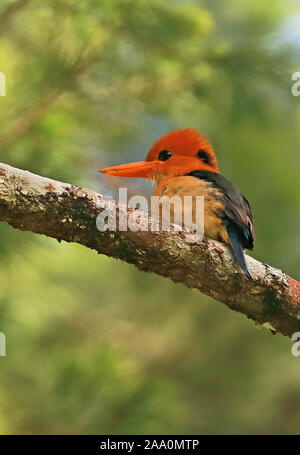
[226,228,252,280]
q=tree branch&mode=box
[0,51,94,152]
[0,162,299,337]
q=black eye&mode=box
[158,150,172,161]
[197,149,211,166]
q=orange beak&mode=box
[100,160,160,179]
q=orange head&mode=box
[100,128,219,182]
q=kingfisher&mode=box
[100,129,255,279]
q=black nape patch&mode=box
[197,149,211,166]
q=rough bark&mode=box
[0,162,299,337]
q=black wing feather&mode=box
[187,170,255,278]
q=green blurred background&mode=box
[0,0,300,435]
